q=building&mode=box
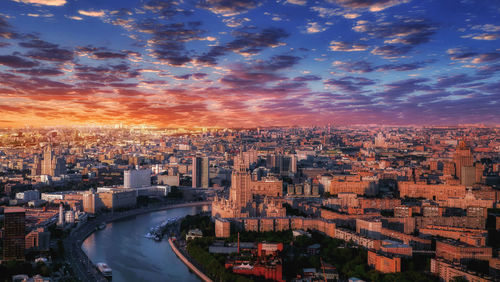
[212,152,285,219]
[3,207,26,261]
[453,141,474,181]
[25,227,50,251]
[41,145,66,176]
[258,242,283,257]
[57,204,64,226]
[367,251,401,273]
[329,177,378,196]
[356,218,382,239]
[124,169,151,188]
[98,189,137,211]
[435,240,492,263]
[157,174,180,186]
[461,166,476,186]
[192,156,209,188]
[431,258,492,282]
[83,189,100,214]
[394,206,412,217]
[398,182,466,201]
[380,240,412,257]
[15,190,40,202]
[215,217,231,238]
[229,155,252,208]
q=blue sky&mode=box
[0,0,499,127]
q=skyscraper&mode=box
[41,145,53,176]
[453,140,473,181]
[289,154,298,174]
[3,207,26,261]
[41,145,66,176]
[192,156,209,188]
[230,154,252,208]
[31,155,42,176]
[58,203,65,226]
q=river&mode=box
[82,205,210,282]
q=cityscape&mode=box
[1,1,500,282]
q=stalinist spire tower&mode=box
[453,140,473,180]
[229,152,252,208]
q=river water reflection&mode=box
[82,205,209,282]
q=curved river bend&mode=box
[82,205,209,282]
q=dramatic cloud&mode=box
[137,20,205,66]
[199,0,260,17]
[78,10,105,17]
[0,55,39,68]
[325,76,375,93]
[333,60,374,73]
[285,0,307,5]
[253,55,300,71]
[329,41,368,52]
[11,67,63,76]
[198,27,288,65]
[293,75,321,82]
[12,0,66,6]
[329,0,409,12]
[371,45,412,58]
[0,16,17,39]
[306,22,327,33]
[26,47,73,62]
[354,18,437,46]
[0,0,498,127]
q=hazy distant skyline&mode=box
[0,0,499,128]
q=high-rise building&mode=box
[461,166,476,186]
[41,145,53,176]
[289,154,298,174]
[3,207,26,261]
[83,188,100,214]
[453,140,473,180]
[192,156,209,188]
[58,204,65,226]
[31,155,41,176]
[229,154,252,208]
[41,145,66,176]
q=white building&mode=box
[16,190,40,201]
[124,169,151,188]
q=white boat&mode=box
[97,262,112,278]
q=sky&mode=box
[0,0,499,128]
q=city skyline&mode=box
[0,0,499,128]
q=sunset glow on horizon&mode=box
[0,0,499,128]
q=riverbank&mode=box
[66,201,211,281]
[169,238,213,282]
